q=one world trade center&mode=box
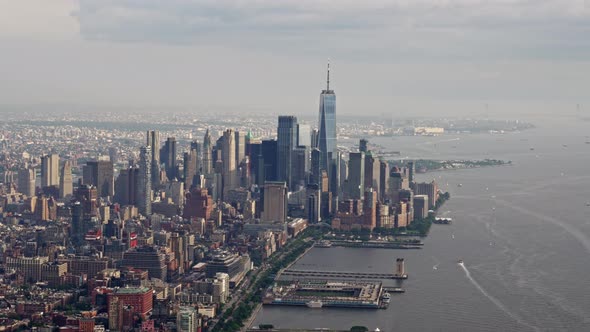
[317,62,336,171]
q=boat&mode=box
[457,183,463,187]
[457,259,464,265]
[306,300,323,308]
[315,240,332,248]
[381,292,391,304]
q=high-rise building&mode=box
[408,161,415,184]
[183,188,213,220]
[222,129,238,197]
[137,146,152,216]
[260,139,278,185]
[235,131,246,168]
[348,152,365,200]
[202,129,213,176]
[310,148,321,186]
[305,184,321,223]
[317,62,337,171]
[297,124,311,147]
[359,138,368,153]
[292,146,309,189]
[147,131,161,188]
[108,147,119,164]
[115,166,138,206]
[262,181,287,223]
[122,247,167,280]
[59,160,73,198]
[71,201,84,246]
[184,141,200,189]
[277,116,298,188]
[414,180,439,209]
[163,137,178,180]
[363,188,377,230]
[379,160,389,202]
[177,306,199,332]
[364,152,380,194]
[6,256,49,282]
[414,195,429,219]
[311,128,319,149]
[18,167,36,197]
[107,287,154,318]
[84,161,114,197]
[41,154,59,188]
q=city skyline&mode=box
[1,1,589,117]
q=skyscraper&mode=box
[317,62,337,171]
[84,160,114,197]
[235,131,246,167]
[277,116,298,188]
[379,160,389,202]
[262,181,287,223]
[163,137,178,181]
[202,129,213,176]
[18,167,36,197]
[297,124,311,147]
[292,146,309,189]
[359,138,368,153]
[348,152,365,200]
[310,148,321,186]
[137,146,152,216]
[114,165,138,206]
[147,131,161,188]
[41,154,59,188]
[184,141,200,189]
[59,160,73,198]
[222,129,237,197]
[364,152,380,194]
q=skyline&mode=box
[1,1,590,117]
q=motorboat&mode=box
[306,300,323,308]
[381,292,391,304]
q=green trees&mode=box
[350,326,369,332]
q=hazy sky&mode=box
[1,0,589,117]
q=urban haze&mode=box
[0,2,589,332]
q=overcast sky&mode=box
[0,0,589,117]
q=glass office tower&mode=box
[318,62,336,171]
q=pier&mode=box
[330,241,422,249]
[280,269,408,280]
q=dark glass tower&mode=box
[318,62,336,171]
[277,115,298,189]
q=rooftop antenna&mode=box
[327,59,330,91]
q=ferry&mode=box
[381,293,391,304]
[306,300,323,308]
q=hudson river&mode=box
[253,115,590,331]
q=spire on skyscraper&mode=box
[326,59,330,91]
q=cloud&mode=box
[71,0,590,61]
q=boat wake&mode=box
[458,262,540,331]
[495,199,590,255]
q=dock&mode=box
[280,269,408,280]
